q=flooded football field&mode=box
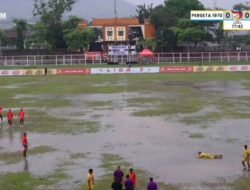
[0,74,250,190]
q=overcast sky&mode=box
[126,0,249,9]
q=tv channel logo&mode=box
[0,12,7,20]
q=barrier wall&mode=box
[0,65,250,76]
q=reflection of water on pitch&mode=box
[8,128,13,144]
[23,158,29,172]
[0,124,3,140]
[242,170,250,178]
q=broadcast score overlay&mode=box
[191,10,250,30]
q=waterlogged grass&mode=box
[233,177,250,190]
[179,95,250,126]
[1,73,250,133]
[0,168,68,190]
[70,153,88,160]
[86,101,113,107]
[27,110,100,134]
[29,145,56,155]
[131,96,205,116]
[0,145,56,164]
[201,176,250,190]
[189,132,205,139]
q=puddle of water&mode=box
[1,82,41,89]
[200,81,250,97]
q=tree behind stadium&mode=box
[150,0,205,51]
[33,0,76,49]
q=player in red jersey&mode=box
[7,109,14,127]
[19,108,25,127]
[22,133,28,157]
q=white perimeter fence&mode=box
[0,51,250,66]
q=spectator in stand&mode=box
[111,177,123,190]
[7,109,14,127]
[129,168,137,189]
[19,108,25,127]
[147,177,158,190]
[124,174,134,190]
[113,165,124,183]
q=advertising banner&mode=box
[91,67,160,74]
[193,66,228,72]
[23,69,45,75]
[47,69,57,75]
[57,68,90,75]
[160,66,193,73]
[0,69,23,76]
[228,65,250,72]
[108,45,129,56]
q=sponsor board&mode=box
[0,70,23,76]
[91,67,160,74]
[23,69,45,76]
[160,66,193,73]
[193,66,228,72]
[46,69,57,75]
[228,65,250,72]
[57,68,90,75]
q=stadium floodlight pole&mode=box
[114,0,118,44]
[114,0,118,19]
[246,2,250,9]
[213,0,217,9]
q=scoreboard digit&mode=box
[223,11,232,20]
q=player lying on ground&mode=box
[198,151,223,159]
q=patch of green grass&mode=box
[0,145,56,164]
[0,167,68,190]
[0,151,23,164]
[86,101,113,107]
[29,145,56,155]
[189,133,205,139]
[127,97,163,107]
[70,153,88,160]
[132,97,205,116]
[233,177,250,190]
[27,110,100,134]
[201,176,250,190]
[202,179,231,190]
[179,112,222,126]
